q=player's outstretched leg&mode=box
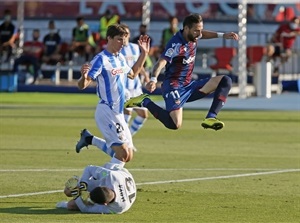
[75,129,115,157]
[76,129,93,153]
[124,94,150,108]
[125,93,178,130]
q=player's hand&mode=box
[146,81,157,93]
[81,63,91,79]
[65,176,79,189]
[81,191,95,205]
[137,35,151,54]
[224,32,239,41]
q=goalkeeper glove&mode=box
[65,176,79,189]
[81,191,94,205]
[79,182,88,191]
[70,187,80,200]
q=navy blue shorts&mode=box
[161,77,210,111]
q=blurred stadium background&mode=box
[0,0,299,98]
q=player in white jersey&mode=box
[75,24,150,163]
[121,25,149,138]
[56,158,136,214]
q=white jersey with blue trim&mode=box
[88,49,131,113]
[120,42,142,92]
[75,163,136,214]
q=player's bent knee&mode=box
[127,149,133,162]
[174,123,181,129]
[223,75,232,87]
[114,146,132,162]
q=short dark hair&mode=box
[76,16,84,22]
[90,187,114,204]
[183,13,203,29]
[106,24,128,39]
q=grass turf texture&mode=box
[0,92,299,223]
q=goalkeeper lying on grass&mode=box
[56,157,136,214]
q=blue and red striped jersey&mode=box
[161,30,197,88]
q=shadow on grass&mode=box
[0,206,80,215]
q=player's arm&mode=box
[127,35,150,79]
[80,165,101,182]
[139,66,150,84]
[145,57,167,93]
[281,31,300,37]
[75,197,116,214]
[201,30,239,40]
[78,63,92,90]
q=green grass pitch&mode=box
[0,92,299,223]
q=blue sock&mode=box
[206,76,232,118]
[144,101,177,130]
[142,97,151,107]
[130,116,146,136]
[92,136,115,157]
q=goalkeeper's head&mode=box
[90,187,115,205]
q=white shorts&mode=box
[125,107,148,112]
[128,88,143,98]
[94,103,133,149]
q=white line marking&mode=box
[0,169,298,199]
[136,169,300,185]
[0,190,63,199]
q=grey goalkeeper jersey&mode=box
[75,162,136,214]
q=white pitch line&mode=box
[0,190,63,199]
[136,169,300,185]
[0,169,298,199]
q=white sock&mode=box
[92,136,115,157]
[56,201,68,209]
[130,116,147,136]
[124,114,131,123]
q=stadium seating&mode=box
[246,45,266,68]
[210,47,236,74]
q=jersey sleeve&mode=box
[80,165,97,184]
[75,197,117,214]
[88,55,103,80]
[161,41,177,63]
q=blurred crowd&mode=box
[0,9,180,84]
[0,8,299,84]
